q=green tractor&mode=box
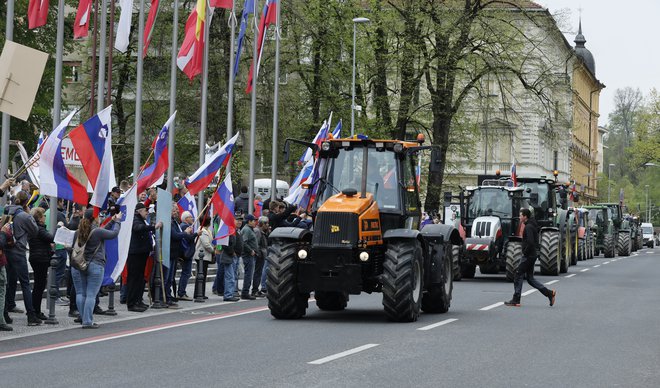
[627,215,642,252]
[576,208,594,260]
[585,205,616,257]
[596,203,632,257]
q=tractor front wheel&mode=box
[266,239,309,319]
[382,239,423,322]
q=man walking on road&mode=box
[505,208,556,307]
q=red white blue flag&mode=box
[137,112,175,193]
[298,120,329,164]
[185,132,239,195]
[332,120,342,139]
[510,162,517,187]
[245,0,278,93]
[211,173,236,245]
[177,191,199,232]
[103,184,138,285]
[39,111,89,205]
[69,106,116,209]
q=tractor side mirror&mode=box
[443,192,453,208]
[283,141,290,163]
[430,148,442,173]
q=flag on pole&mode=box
[283,158,314,205]
[185,133,239,195]
[233,0,255,78]
[177,192,198,232]
[211,172,236,245]
[115,0,134,52]
[510,161,517,187]
[143,0,161,57]
[73,0,93,38]
[28,0,50,30]
[137,113,175,193]
[103,184,138,285]
[68,106,115,209]
[298,120,329,164]
[177,0,212,80]
[39,111,89,205]
[332,120,342,138]
[245,0,278,93]
[210,0,233,8]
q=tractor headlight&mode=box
[393,143,404,153]
[321,141,331,151]
[297,249,308,259]
[359,251,369,262]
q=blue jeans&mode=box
[54,249,68,292]
[5,250,35,314]
[71,262,105,326]
[241,255,255,295]
[233,257,240,293]
[261,259,269,291]
[163,257,177,302]
[216,260,237,299]
[513,256,550,298]
[178,258,193,297]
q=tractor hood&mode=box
[471,216,502,240]
[318,192,375,215]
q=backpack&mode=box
[1,221,16,249]
[71,233,100,272]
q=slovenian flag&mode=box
[69,106,116,209]
[137,112,175,193]
[211,172,235,246]
[510,162,517,187]
[298,120,329,164]
[177,192,198,232]
[332,120,342,139]
[284,158,314,205]
[39,111,89,205]
[103,184,138,285]
[185,132,239,195]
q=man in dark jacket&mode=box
[267,201,297,230]
[234,186,250,216]
[251,216,270,297]
[239,215,258,300]
[166,204,195,305]
[505,209,556,307]
[126,203,162,312]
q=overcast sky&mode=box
[539,0,660,126]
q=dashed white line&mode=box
[544,280,559,285]
[417,318,458,331]
[564,274,576,278]
[521,289,537,296]
[480,302,504,311]
[603,261,610,264]
[308,344,379,365]
[581,268,590,272]
[593,265,601,268]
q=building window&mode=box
[65,62,81,83]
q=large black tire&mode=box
[603,233,615,258]
[461,263,476,279]
[382,239,423,322]
[577,239,585,261]
[618,232,631,257]
[315,291,348,311]
[505,241,522,282]
[539,230,560,276]
[452,245,462,281]
[570,237,578,266]
[421,242,453,314]
[266,240,309,319]
[560,232,570,273]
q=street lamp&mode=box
[646,185,650,222]
[607,163,615,202]
[351,17,370,137]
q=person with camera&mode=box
[71,209,122,328]
[27,207,54,321]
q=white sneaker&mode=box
[56,297,70,306]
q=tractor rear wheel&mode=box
[422,242,453,314]
[382,239,423,322]
[315,291,348,311]
[266,239,309,319]
[618,232,631,257]
[603,234,615,258]
[578,239,585,261]
[452,245,462,281]
[539,231,560,276]
[505,241,522,282]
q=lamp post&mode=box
[607,163,615,202]
[646,185,650,222]
[351,17,370,137]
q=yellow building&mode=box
[571,20,605,203]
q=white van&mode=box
[641,222,654,248]
[254,179,289,200]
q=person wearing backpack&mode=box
[0,215,12,330]
[27,207,54,321]
[3,191,41,326]
[71,209,122,328]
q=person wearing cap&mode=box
[126,203,162,312]
[167,204,195,305]
[71,208,122,328]
[239,214,258,300]
[177,210,196,301]
[251,216,270,297]
[232,213,244,297]
[107,187,122,208]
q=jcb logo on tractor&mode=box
[330,225,340,233]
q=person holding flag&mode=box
[126,203,162,312]
[167,204,196,305]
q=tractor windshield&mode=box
[317,146,399,210]
[468,188,511,218]
[520,182,551,219]
[589,209,604,225]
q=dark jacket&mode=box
[128,213,156,255]
[5,205,38,258]
[28,223,54,263]
[74,221,121,266]
[522,218,539,259]
[170,218,194,259]
[267,203,297,230]
[254,227,268,259]
[220,235,237,264]
[234,192,250,215]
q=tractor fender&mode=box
[268,227,312,242]
[419,223,463,246]
[419,224,462,285]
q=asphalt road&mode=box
[1,248,659,388]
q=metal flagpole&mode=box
[247,0,259,215]
[134,0,146,183]
[226,1,236,142]
[89,0,99,116]
[97,0,108,111]
[269,0,281,202]
[106,0,116,107]
[0,0,14,205]
[198,1,211,213]
[50,0,66,234]
[167,0,179,192]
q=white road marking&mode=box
[544,280,559,285]
[417,318,458,331]
[480,302,504,311]
[522,289,537,296]
[593,265,601,268]
[581,268,590,272]
[603,261,610,265]
[308,344,379,365]
[564,274,576,278]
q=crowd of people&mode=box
[0,177,312,331]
